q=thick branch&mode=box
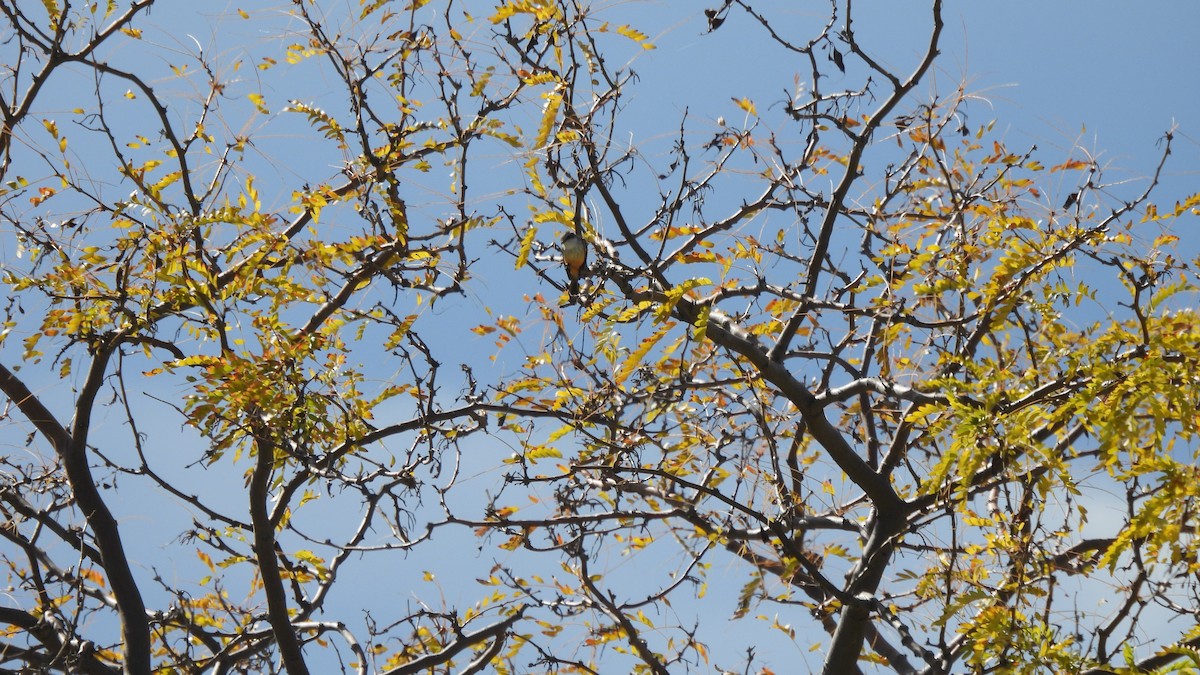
[672,300,902,512]
[0,607,119,675]
[0,358,152,675]
[248,430,311,675]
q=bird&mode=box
[561,231,588,296]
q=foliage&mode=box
[0,1,1197,674]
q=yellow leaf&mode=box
[534,91,562,150]
[42,0,61,23]
[149,171,182,197]
[248,92,270,115]
[615,24,654,49]
[733,97,757,117]
[546,425,574,442]
[693,306,710,343]
[615,323,672,386]
[80,568,106,586]
[1050,159,1089,173]
[490,0,561,24]
[531,210,571,225]
[525,445,563,461]
[521,71,559,86]
[515,226,537,269]
[654,277,711,323]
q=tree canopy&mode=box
[1,1,1199,674]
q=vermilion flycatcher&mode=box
[561,231,588,295]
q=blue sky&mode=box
[3,1,1200,672]
[631,2,1199,191]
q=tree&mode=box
[0,1,1197,674]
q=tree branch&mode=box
[248,428,311,675]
